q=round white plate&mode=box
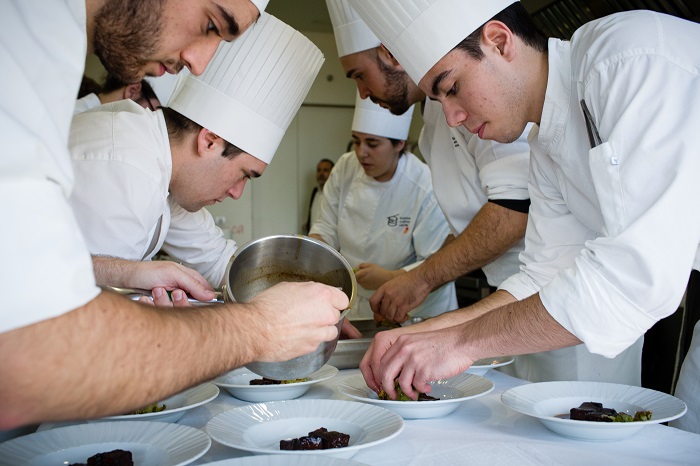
[205,455,367,465]
[206,399,404,459]
[501,381,687,441]
[96,383,219,423]
[466,356,514,376]
[337,372,494,419]
[0,420,211,465]
[213,365,338,402]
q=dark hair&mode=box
[161,107,244,159]
[455,2,548,60]
[318,158,335,168]
[139,79,160,109]
[78,75,102,98]
[388,138,407,155]
[101,73,129,93]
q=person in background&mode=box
[74,73,161,114]
[1,0,348,431]
[303,158,335,235]
[327,0,642,384]
[350,0,699,432]
[310,92,457,322]
[70,13,317,293]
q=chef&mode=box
[350,0,698,428]
[329,0,642,383]
[69,12,323,293]
[0,0,349,430]
[74,74,161,114]
[310,92,457,321]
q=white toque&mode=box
[326,0,381,57]
[168,13,324,163]
[348,0,517,83]
[351,91,414,140]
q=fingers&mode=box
[340,319,363,339]
[170,289,192,307]
[151,287,173,307]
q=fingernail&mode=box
[153,288,163,298]
[172,290,184,301]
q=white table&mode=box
[179,369,700,465]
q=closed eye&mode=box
[207,20,219,35]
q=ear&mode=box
[377,44,405,71]
[482,21,516,61]
[123,82,142,100]
[196,128,224,157]
[395,139,407,153]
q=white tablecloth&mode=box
[172,369,699,465]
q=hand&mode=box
[355,263,401,291]
[368,325,475,400]
[370,268,431,323]
[340,319,363,339]
[93,257,216,302]
[244,281,349,362]
[137,287,193,307]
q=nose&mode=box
[443,101,467,128]
[182,38,221,76]
[227,180,247,200]
[356,82,371,100]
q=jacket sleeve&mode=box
[308,153,347,250]
[162,198,237,287]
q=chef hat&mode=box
[326,0,381,57]
[168,13,324,163]
[250,0,270,12]
[348,0,516,83]
[351,91,414,140]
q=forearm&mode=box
[460,293,582,359]
[0,291,259,428]
[92,255,133,287]
[417,202,527,291]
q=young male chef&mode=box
[69,13,316,292]
[0,2,349,431]
[349,0,700,431]
[326,0,642,384]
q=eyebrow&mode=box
[217,5,240,37]
[431,70,451,97]
[345,68,358,79]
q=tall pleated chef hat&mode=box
[326,0,380,57]
[168,13,324,164]
[351,91,414,140]
[348,0,516,84]
[250,0,270,11]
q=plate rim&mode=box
[101,382,220,421]
[213,365,339,389]
[0,420,212,465]
[501,380,688,427]
[205,399,404,455]
[337,372,495,407]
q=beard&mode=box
[92,0,165,83]
[374,58,412,116]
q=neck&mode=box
[167,128,196,192]
[524,46,549,126]
[84,0,105,54]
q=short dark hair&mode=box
[140,79,160,109]
[388,138,407,155]
[161,107,244,159]
[101,73,129,93]
[78,75,102,98]
[318,158,335,167]
[455,2,548,60]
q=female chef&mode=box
[310,92,457,322]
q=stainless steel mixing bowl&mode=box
[223,234,356,379]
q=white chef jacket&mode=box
[420,99,639,384]
[73,93,101,115]
[310,151,457,320]
[309,187,325,232]
[68,101,237,287]
[0,0,100,333]
[499,10,700,421]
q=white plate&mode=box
[501,381,687,441]
[206,399,404,459]
[205,455,367,465]
[337,372,494,419]
[97,383,219,423]
[466,356,514,376]
[0,420,211,465]
[213,365,338,402]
